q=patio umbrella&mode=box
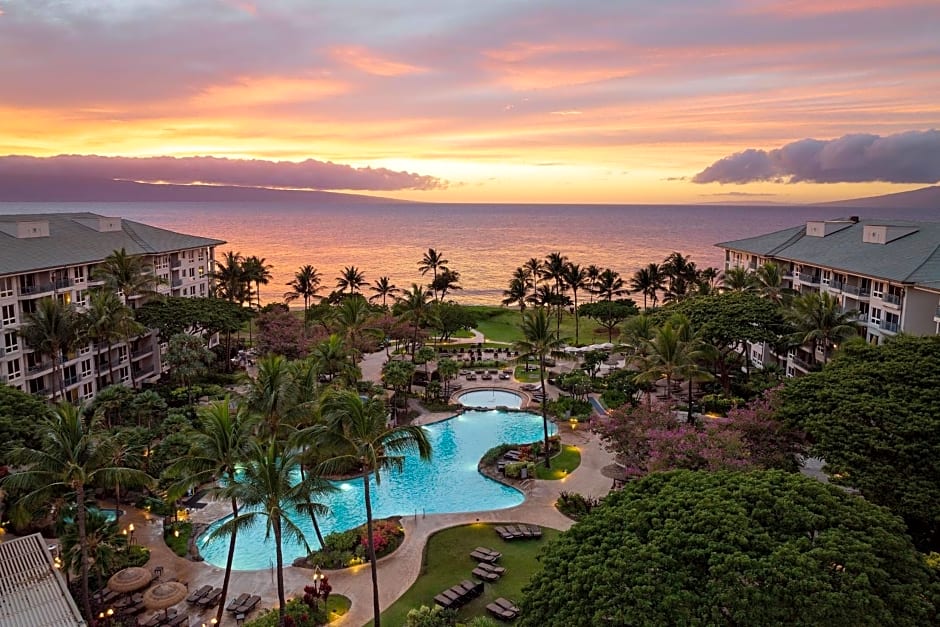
[142,581,188,610]
[108,566,152,593]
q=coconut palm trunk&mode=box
[538,355,551,468]
[363,473,381,626]
[215,493,239,624]
[75,484,93,621]
[299,465,326,547]
[273,518,287,627]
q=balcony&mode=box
[19,283,53,296]
[63,375,80,387]
[789,355,814,371]
[134,366,155,380]
[131,347,153,360]
[171,259,182,269]
[843,285,871,298]
[53,278,72,290]
[171,278,183,288]
[882,293,901,307]
[27,361,51,374]
[798,274,821,286]
[828,280,843,292]
[880,320,900,334]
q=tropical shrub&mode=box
[701,393,743,415]
[555,491,600,520]
[244,598,328,627]
[599,389,626,409]
[504,462,536,479]
[307,518,404,568]
[405,605,457,626]
[546,396,592,420]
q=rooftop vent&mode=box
[805,220,854,237]
[863,225,919,245]
[0,220,50,239]
[73,216,123,232]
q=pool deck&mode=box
[95,346,617,627]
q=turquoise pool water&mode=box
[458,389,523,409]
[197,409,555,570]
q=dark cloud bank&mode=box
[0,155,443,201]
[694,130,940,185]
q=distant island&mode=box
[1,174,938,211]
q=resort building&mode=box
[0,213,223,401]
[717,217,940,376]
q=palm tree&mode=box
[395,284,431,357]
[563,262,590,345]
[247,354,305,437]
[93,247,164,307]
[722,266,757,293]
[2,403,153,621]
[523,258,543,290]
[215,440,315,627]
[336,265,366,295]
[430,267,462,301]
[165,399,256,625]
[755,262,793,305]
[310,334,358,385]
[502,277,529,313]
[242,255,273,310]
[585,264,602,302]
[629,263,665,310]
[82,289,129,385]
[316,389,432,627]
[212,251,248,304]
[332,295,376,363]
[785,291,860,363]
[19,297,78,399]
[284,265,322,331]
[436,357,460,398]
[59,508,121,592]
[662,252,699,303]
[634,316,709,414]
[369,276,399,309]
[418,248,449,301]
[514,308,568,468]
[594,269,626,342]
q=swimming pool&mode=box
[197,409,555,570]
[458,389,524,409]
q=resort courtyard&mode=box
[93,343,616,627]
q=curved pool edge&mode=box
[456,388,525,409]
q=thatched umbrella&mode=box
[142,581,188,610]
[107,566,152,593]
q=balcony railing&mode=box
[935,306,940,319]
[882,293,901,306]
[53,278,72,290]
[171,260,182,268]
[798,274,821,285]
[789,355,814,371]
[19,284,51,295]
[134,367,155,379]
[27,361,51,373]
[63,376,80,387]
[131,347,153,359]
[880,320,900,333]
[829,280,843,291]
[171,278,183,287]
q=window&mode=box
[120,366,130,383]
[0,277,12,298]
[821,270,831,286]
[4,331,18,353]
[58,291,72,306]
[199,283,206,296]
[74,289,87,307]
[198,265,205,276]
[81,359,92,378]
[872,281,884,298]
[6,359,21,381]
[1,304,15,325]
[79,344,91,355]
[73,266,85,284]
[63,365,78,387]
[869,307,882,325]
[81,383,94,400]
[118,346,128,363]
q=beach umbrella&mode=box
[142,581,188,610]
[107,566,152,593]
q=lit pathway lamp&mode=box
[304,566,332,611]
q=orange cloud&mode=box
[331,46,426,76]
[191,75,349,108]
[741,0,932,16]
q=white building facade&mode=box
[717,218,940,376]
[0,213,224,401]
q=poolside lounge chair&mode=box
[186,584,212,604]
[233,594,261,614]
[472,566,500,581]
[226,593,250,612]
[459,579,484,598]
[477,562,506,575]
[494,526,517,540]
[166,614,188,627]
[495,598,521,613]
[470,547,501,563]
[486,600,518,621]
[197,587,223,608]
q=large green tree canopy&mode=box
[776,335,940,550]
[519,470,938,626]
[136,296,248,342]
[0,384,49,466]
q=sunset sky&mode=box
[1,0,938,204]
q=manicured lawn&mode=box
[327,595,351,622]
[535,445,582,480]
[468,305,615,346]
[513,365,541,383]
[377,523,559,626]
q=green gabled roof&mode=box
[0,212,225,276]
[717,219,940,286]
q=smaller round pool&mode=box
[458,389,523,409]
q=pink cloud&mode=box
[331,45,426,77]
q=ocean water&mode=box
[2,201,937,305]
